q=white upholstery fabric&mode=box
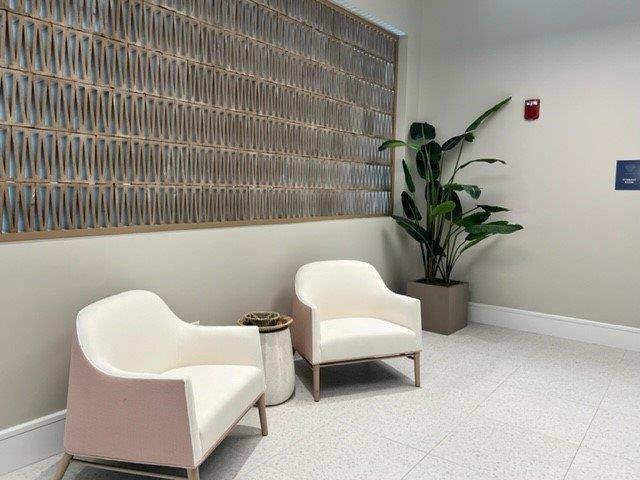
[75,290,266,464]
[77,290,183,375]
[319,317,418,363]
[162,365,264,452]
[293,261,422,364]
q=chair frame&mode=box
[297,351,421,402]
[52,394,268,480]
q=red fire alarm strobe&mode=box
[524,99,540,120]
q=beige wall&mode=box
[0,1,424,431]
[419,1,640,328]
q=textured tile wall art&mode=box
[0,0,397,240]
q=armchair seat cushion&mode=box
[162,365,264,456]
[319,317,417,363]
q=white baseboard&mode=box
[0,410,66,475]
[469,302,640,351]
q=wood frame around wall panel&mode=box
[0,0,398,241]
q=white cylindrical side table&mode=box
[238,315,295,406]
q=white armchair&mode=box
[291,261,422,401]
[55,291,267,480]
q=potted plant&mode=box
[380,97,523,334]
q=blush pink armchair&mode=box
[54,291,267,480]
[291,261,422,401]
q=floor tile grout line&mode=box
[227,398,357,475]
[399,363,525,480]
[421,362,521,456]
[561,365,616,480]
[397,452,429,480]
[332,415,430,454]
[282,359,523,472]
[428,452,501,478]
[325,365,517,455]
[266,416,429,480]
[596,401,640,421]
[575,445,640,466]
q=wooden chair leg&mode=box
[257,393,268,436]
[312,364,320,402]
[51,453,73,480]
[413,352,421,387]
[186,467,199,480]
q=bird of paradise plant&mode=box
[379,97,523,284]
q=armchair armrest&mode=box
[369,287,422,351]
[177,324,264,370]
[291,292,320,364]
[64,337,201,468]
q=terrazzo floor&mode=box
[3,324,640,480]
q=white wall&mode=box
[419,1,640,328]
[0,0,424,431]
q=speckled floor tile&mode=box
[564,447,640,480]
[600,370,640,418]
[269,421,424,480]
[499,361,612,406]
[582,407,640,462]
[402,455,499,480]
[474,384,597,443]
[431,414,579,480]
[338,379,498,451]
[234,466,295,480]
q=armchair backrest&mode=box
[295,260,386,321]
[76,290,182,375]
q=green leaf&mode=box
[402,160,415,193]
[442,133,474,151]
[466,97,512,133]
[401,192,422,221]
[417,142,442,180]
[392,216,429,243]
[426,180,444,207]
[445,191,462,221]
[378,139,406,151]
[465,232,490,241]
[454,211,491,228]
[465,222,523,235]
[461,236,490,253]
[430,200,456,217]
[459,158,506,169]
[464,185,481,199]
[426,141,442,164]
[415,151,427,179]
[442,134,464,151]
[444,183,482,199]
[409,122,436,141]
[416,141,442,180]
[478,205,510,213]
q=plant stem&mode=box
[448,141,466,186]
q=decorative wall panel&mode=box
[0,0,397,240]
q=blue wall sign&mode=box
[615,160,640,190]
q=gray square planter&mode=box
[407,280,469,335]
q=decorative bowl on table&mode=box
[241,311,280,327]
